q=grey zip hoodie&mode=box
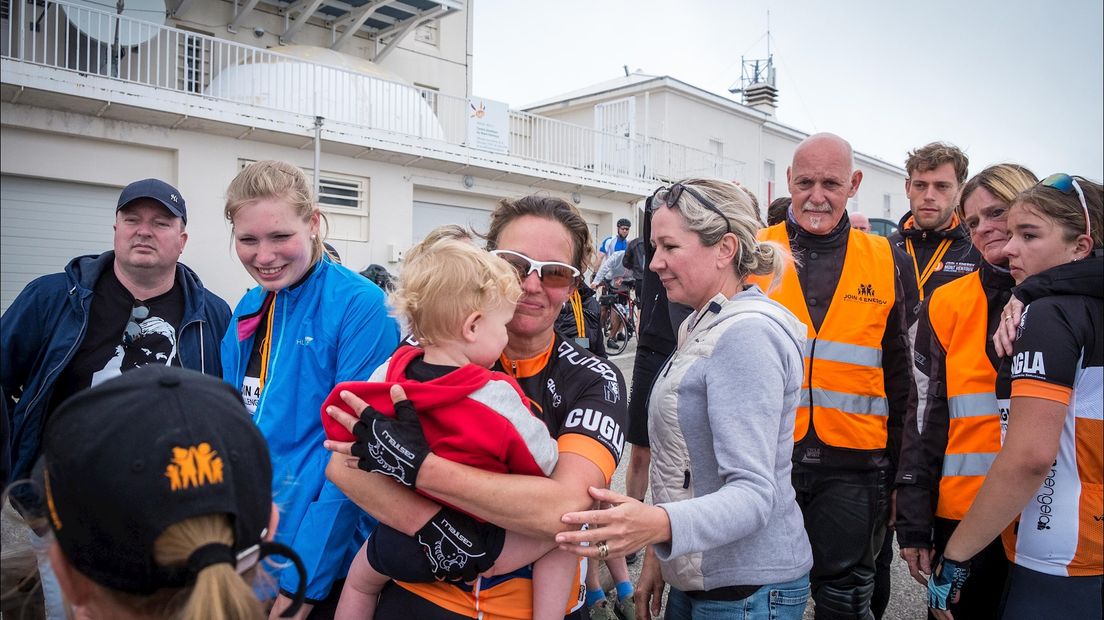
[648,286,813,591]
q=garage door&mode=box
[412,201,492,246]
[1,176,118,314]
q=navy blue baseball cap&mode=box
[117,178,187,225]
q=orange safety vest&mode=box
[755,223,894,451]
[925,271,1004,520]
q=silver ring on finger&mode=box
[597,542,609,559]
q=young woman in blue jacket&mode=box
[221,160,400,617]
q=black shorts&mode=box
[365,524,439,583]
[627,345,669,447]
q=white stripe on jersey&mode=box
[1013,362,1103,576]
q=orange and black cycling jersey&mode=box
[388,332,628,618]
[496,332,627,482]
[997,274,1102,577]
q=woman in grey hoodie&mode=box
[557,179,813,619]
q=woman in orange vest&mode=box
[929,175,1103,620]
[895,164,1037,620]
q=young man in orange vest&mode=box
[889,142,981,307]
[757,133,915,620]
[874,143,980,618]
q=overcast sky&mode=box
[471,0,1103,181]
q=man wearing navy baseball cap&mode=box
[1,178,230,618]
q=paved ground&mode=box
[604,339,926,619]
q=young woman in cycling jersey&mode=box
[325,196,629,619]
[929,175,1102,620]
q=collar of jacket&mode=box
[1014,250,1104,303]
[979,260,1016,292]
[785,209,850,251]
[681,288,806,355]
[257,260,324,309]
[63,251,210,319]
[896,211,969,242]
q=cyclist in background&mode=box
[592,249,635,350]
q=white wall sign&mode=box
[466,97,510,154]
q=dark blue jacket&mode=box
[1,252,230,488]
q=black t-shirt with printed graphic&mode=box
[50,266,183,411]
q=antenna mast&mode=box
[728,11,778,112]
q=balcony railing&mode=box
[1,0,743,185]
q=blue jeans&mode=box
[665,575,810,620]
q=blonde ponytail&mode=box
[101,514,264,620]
[745,240,789,293]
[157,515,264,620]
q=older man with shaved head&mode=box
[753,133,916,620]
[849,212,871,232]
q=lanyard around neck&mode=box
[258,292,277,391]
[905,237,953,301]
[569,290,585,337]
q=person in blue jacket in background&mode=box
[220,160,399,618]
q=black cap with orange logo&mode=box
[35,365,304,610]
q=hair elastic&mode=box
[173,540,306,617]
[186,543,237,575]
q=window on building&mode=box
[415,19,439,46]
[238,160,368,217]
[709,139,724,177]
[763,160,776,203]
[883,193,892,219]
[317,176,367,214]
[177,30,212,94]
[415,83,439,115]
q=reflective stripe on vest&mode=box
[807,339,883,369]
[942,451,998,476]
[927,272,1003,520]
[799,388,889,417]
[754,223,894,451]
[948,391,1000,419]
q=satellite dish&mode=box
[62,0,166,47]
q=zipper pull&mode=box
[682,469,690,489]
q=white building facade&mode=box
[1,0,906,312]
[525,73,909,226]
[2,0,660,309]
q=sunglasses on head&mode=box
[1039,173,1092,237]
[649,183,733,235]
[122,303,149,346]
[490,250,580,288]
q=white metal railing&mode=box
[1,0,743,185]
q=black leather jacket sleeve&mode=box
[894,301,947,549]
[884,243,918,474]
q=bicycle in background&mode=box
[599,288,636,355]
